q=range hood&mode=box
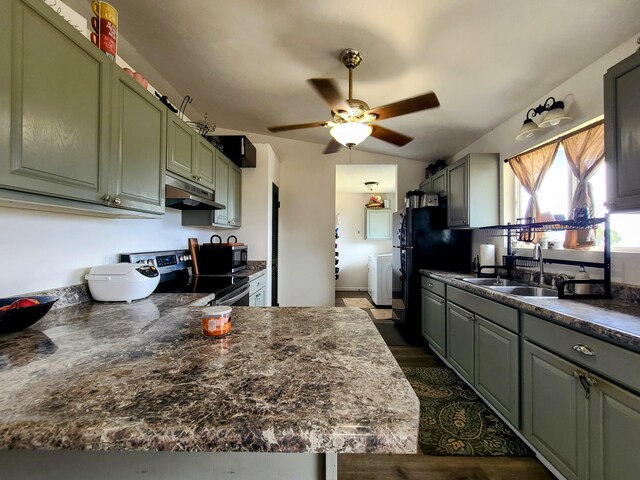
[165,174,224,210]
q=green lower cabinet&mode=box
[421,289,446,356]
[589,373,640,480]
[523,340,589,480]
[474,316,519,426]
[446,302,475,383]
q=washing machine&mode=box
[368,253,393,306]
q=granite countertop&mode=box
[421,270,640,353]
[0,297,419,454]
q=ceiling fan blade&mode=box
[370,125,414,146]
[267,121,328,133]
[322,138,342,154]
[367,92,440,121]
[307,79,350,112]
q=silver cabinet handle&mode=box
[113,197,121,206]
[466,313,474,320]
[428,282,434,287]
[103,195,112,203]
[573,344,596,356]
[435,298,443,306]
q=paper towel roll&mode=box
[480,244,496,267]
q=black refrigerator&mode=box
[392,205,472,344]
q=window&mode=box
[516,144,640,249]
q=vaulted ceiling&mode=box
[70,0,640,161]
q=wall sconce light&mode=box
[516,96,572,141]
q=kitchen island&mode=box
[0,296,419,479]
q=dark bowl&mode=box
[0,296,58,334]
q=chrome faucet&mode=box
[533,244,544,286]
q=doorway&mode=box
[334,164,397,308]
[271,183,279,307]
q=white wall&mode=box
[0,207,217,296]
[233,143,280,304]
[335,193,393,291]
[449,33,640,286]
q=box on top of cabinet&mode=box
[216,136,256,168]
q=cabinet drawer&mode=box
[447,287,518,333]
[523,313,640,394]
[421,276,446,297]
[249,272,266,295]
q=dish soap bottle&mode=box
[575,266,590,295]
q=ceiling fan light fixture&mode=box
[330,122,373,148]
[516,118,541,141]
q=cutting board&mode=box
[188,238,200,275]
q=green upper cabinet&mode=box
[604,50,640,212]
[0,0,166,215]
[109,68,165,214]
[194,136,216,191]
[213,151,231,226]
[431,169,447,197]
[167,114,217,192]
[447,153,499,228]
[228,161,242,227]
[166,115,196,180]
[365,208,392,240]
[1,0,110,204]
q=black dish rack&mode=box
[477,215,611,299]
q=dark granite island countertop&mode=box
[0,296,419,456]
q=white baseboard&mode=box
[335,287,369,292]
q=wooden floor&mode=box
[335,292,555,480]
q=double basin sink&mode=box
[462,277,557,298]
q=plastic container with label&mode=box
[201,306,232,337]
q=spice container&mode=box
[201,306,232,337]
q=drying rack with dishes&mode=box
[478,213,611,299]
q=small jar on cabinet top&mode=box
[201,306,232,337]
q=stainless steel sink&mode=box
[462,278,527,287]
[488,286,558,297]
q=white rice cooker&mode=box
[85,263,160,302]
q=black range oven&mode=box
[120,250,250,306]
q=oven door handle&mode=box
[215,284,250,306]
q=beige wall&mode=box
[448,33,640,286]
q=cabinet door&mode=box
[194,137,215,191]
[110,69,165,214]
[474,316,519,426]
[523,341,589,480]
[421,289,446,356]
[228,162,242,226]
[214,151,230,225]
[431,169,447,197]
[166,115,195,180]
[604,50,640,212]
[446,301,475,383]
[589,373,640,480]
[447,156,469,227]
[1,0,109,204]
[365,209,391,240]
[419,178,432,194]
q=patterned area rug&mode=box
[402,366,532,456]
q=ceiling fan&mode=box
[267,49,440,154]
